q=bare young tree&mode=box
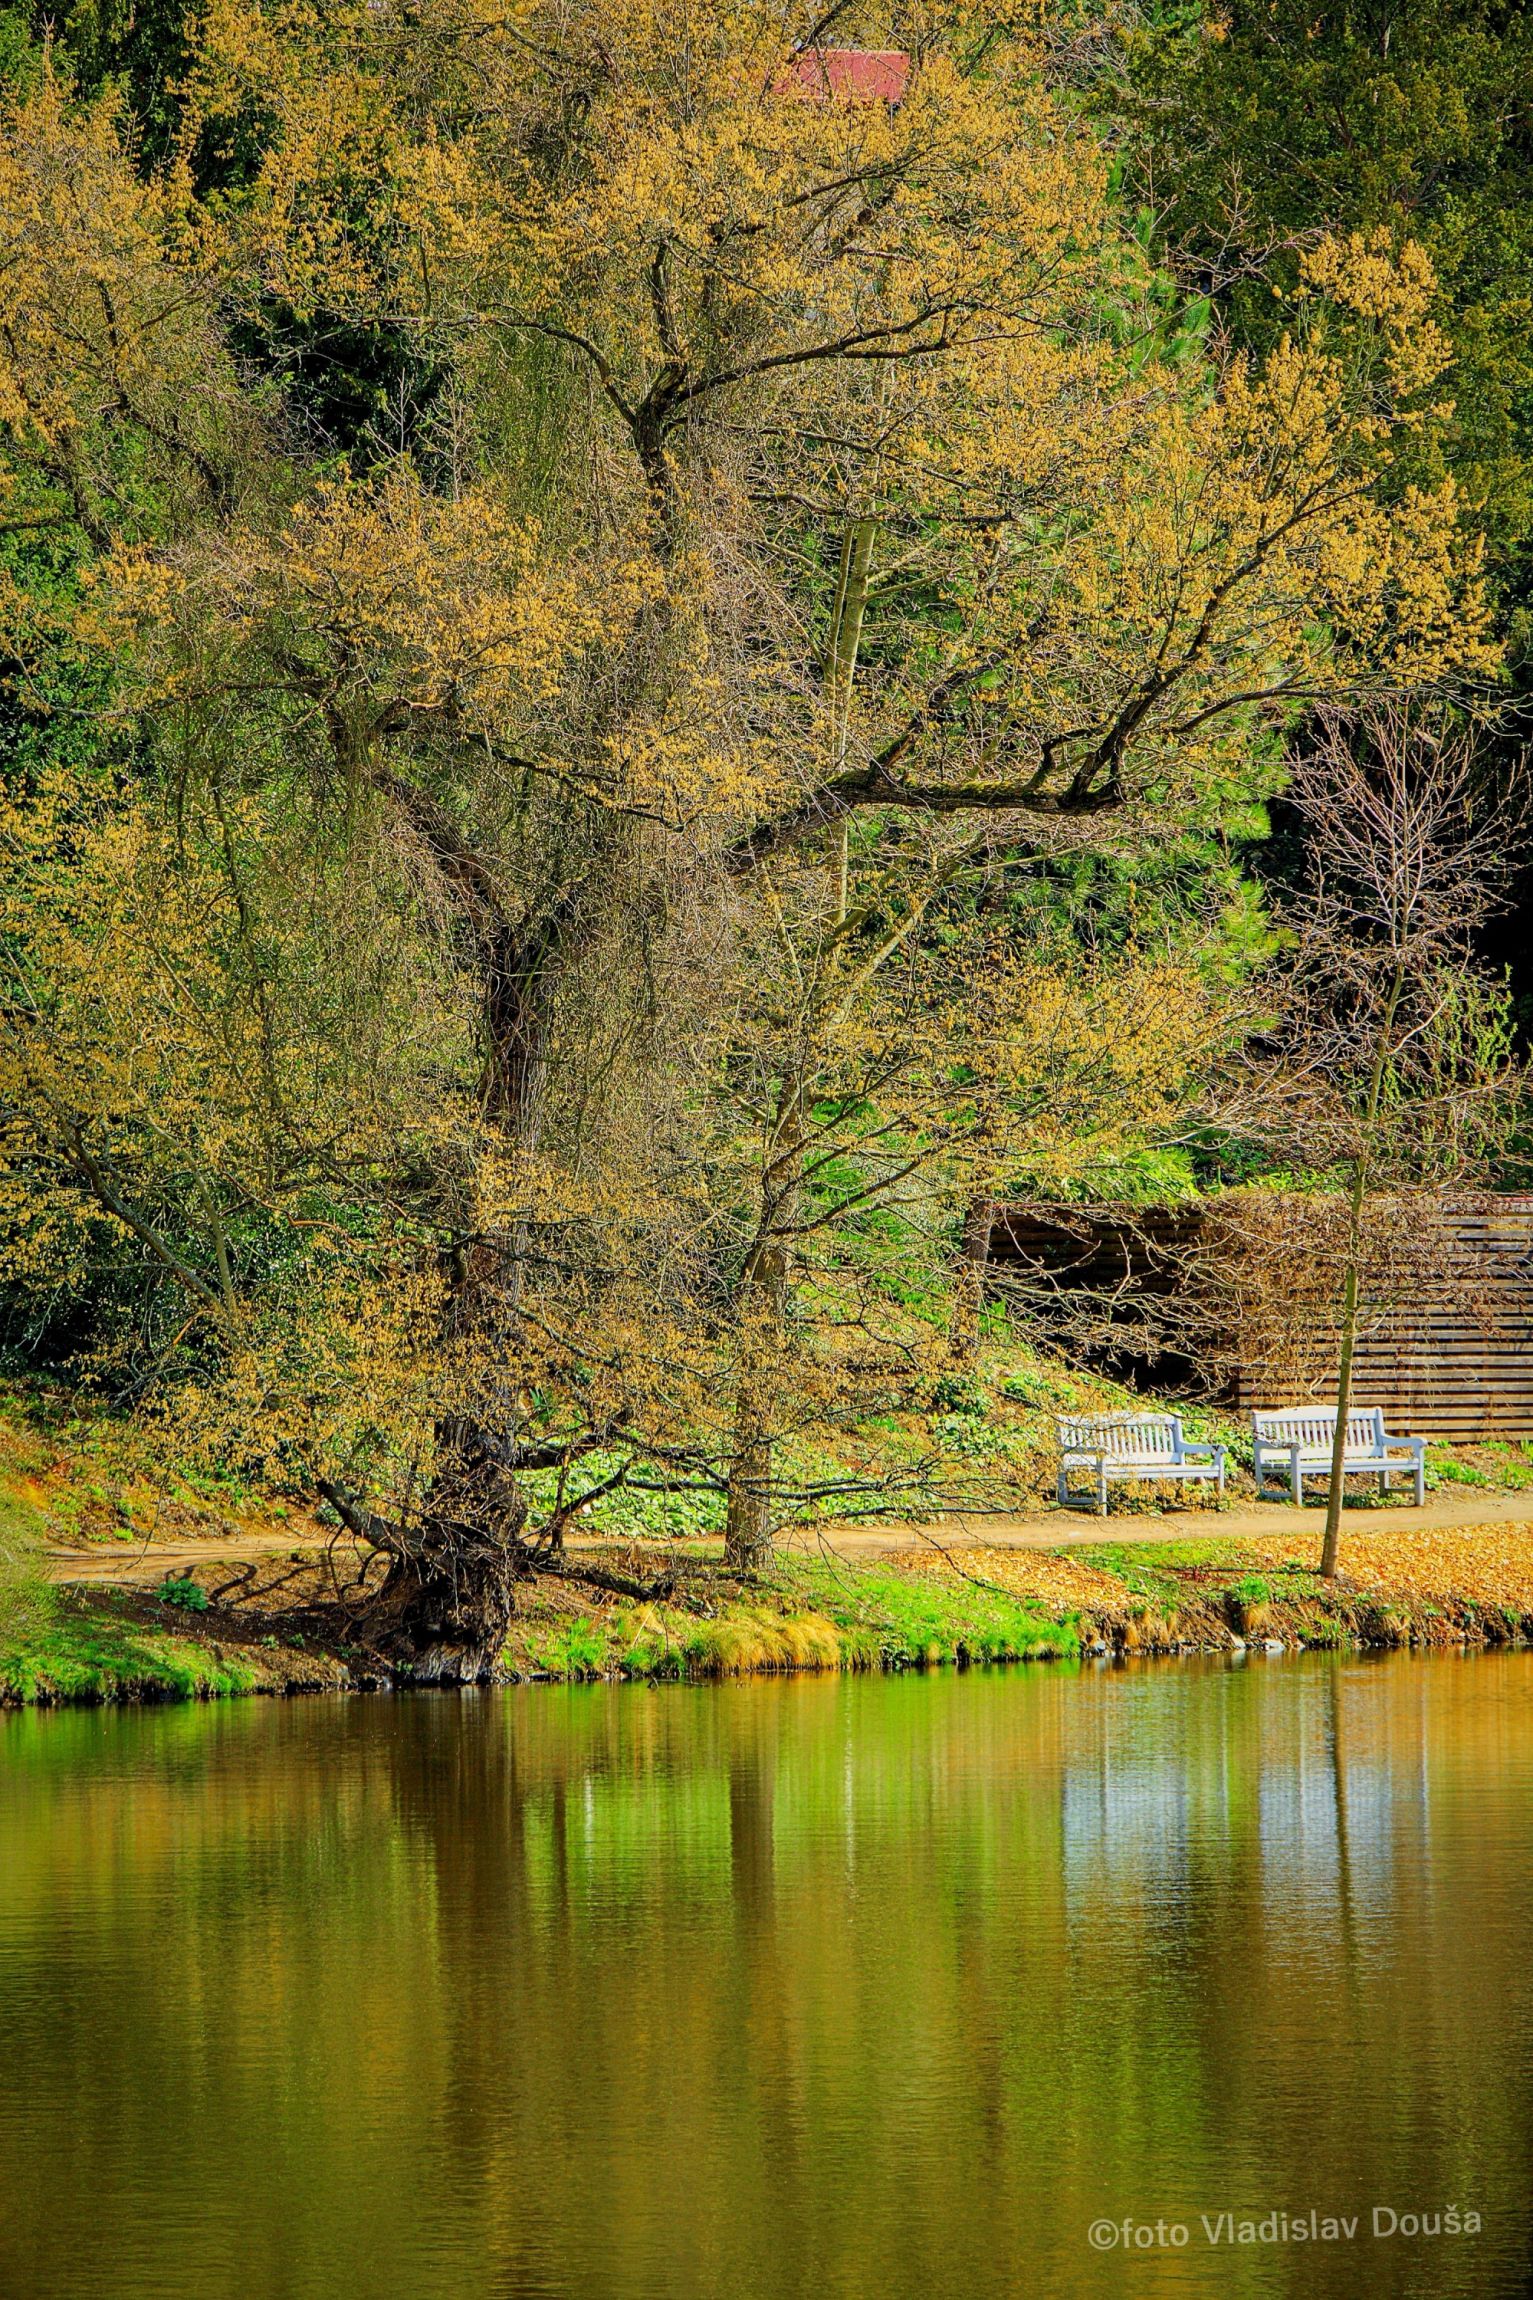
[1258,705,1523,1577]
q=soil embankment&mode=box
[8,1515,1533,1702]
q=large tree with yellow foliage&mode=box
[0,3,1495,1658]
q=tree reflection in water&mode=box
[0,1655,1531,2298]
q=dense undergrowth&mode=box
[13,1347,1528,1556]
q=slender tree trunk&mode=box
[723,500,880,1572]
[724,1296,782,1570]
[724,1072,806,1571]
[1319,1157,1367,1578]
[949,1190,997,1362]
[1319,961,1405,1579]
[827,515,876,774]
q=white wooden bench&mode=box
[1056,1414,1226,1517]
[1251,1407,1427,1507]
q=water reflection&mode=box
[0,1655,1531,2298]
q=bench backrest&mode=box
[1252,1406,1386,1454]
[1057,1414,1183,1464]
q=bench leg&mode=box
[1379,1469,1389,1498]
[1293,1466,1303,1507]
[1099,1466,1108,1518]
[1415,1456,1425,1508]
[1058,1467,1068,1507]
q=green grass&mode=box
[1071,1539,1328,1616]
[1072,1538,1243,1604]
[0,1589,261,1704]
[510,1555,1079,1683]
[771,1555,1078,1665]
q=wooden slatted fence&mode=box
[992,1195,1533,1440]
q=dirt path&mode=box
[778,1487,1533,1557]
[43,1533,341,1587]
[45,1485,1533,1585]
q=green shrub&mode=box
[929,1372,985,1415]
[157,1574,210,1614]
[999,1368,1052,1406]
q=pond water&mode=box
[1,1654,1532,2300]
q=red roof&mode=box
[777,48,910,105]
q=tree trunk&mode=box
[723,501,881,1573]
[483,902,577,1136]
[347,1417,531,1679]
[358,776,587,1665]
[949,1191,997,1361]
[724,1072,805,1572]
[375,1536,521,1682]
[725,1229,792,1571]
[1319,1160,1366,1579]
[1319,962,1404,1580]
[724,1366,777,1571]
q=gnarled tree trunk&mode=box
[365,1420,530,1680]
[342,773,587,1672]
[322,1395,542,1680]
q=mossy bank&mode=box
[6,1530,1533,1705]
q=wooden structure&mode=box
[993,1195,1533,1441]
[990,1204,1203,1395]
[1233,1196,1533,1441]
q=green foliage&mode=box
[1425,1443,1496,1491]
[6,0,197,156]
[1481,1441,1533,1491]
[1032,1143,1203,1206]
[928,1372,985,1415]
[1117,0,1533,640]
[155,1573,210,1613]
